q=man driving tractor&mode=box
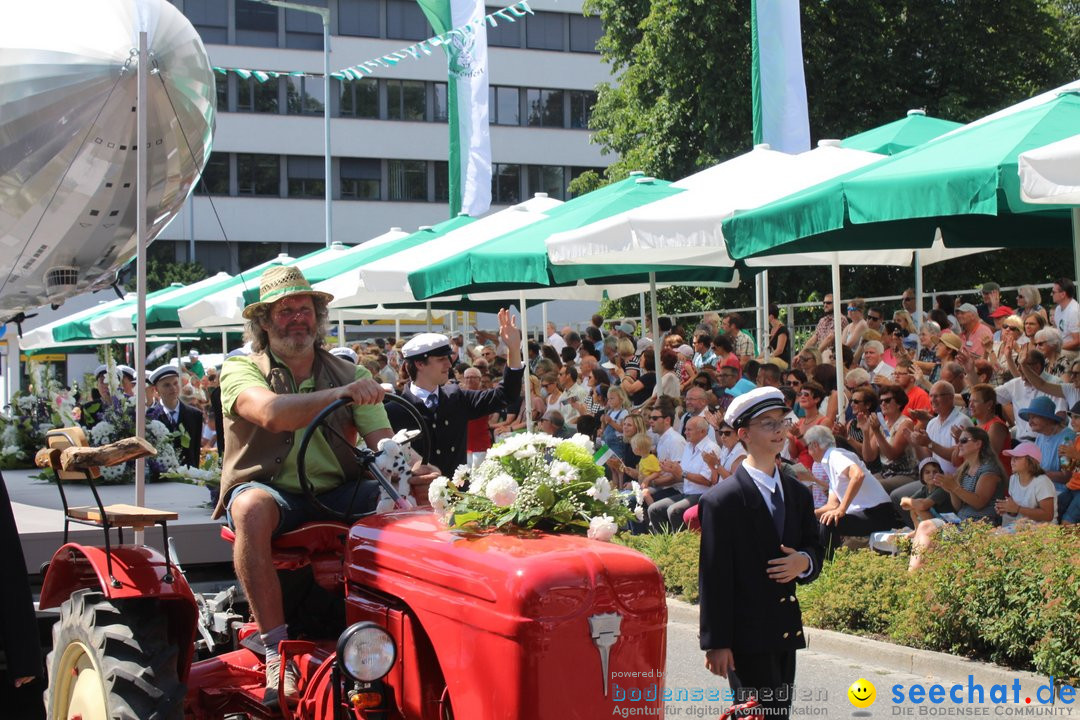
[213,265,441,704]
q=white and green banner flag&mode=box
[593,443,615,467]
[417,0,492,217]
[750,0,810,153]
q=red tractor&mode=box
[38,397,668,719]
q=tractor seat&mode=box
[220,521,349,591]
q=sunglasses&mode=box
[957,437,974,444]
[719,430,734,437]
[880,397,896,404]
[648,415,664,421]
[868,315,882,321]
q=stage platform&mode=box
[5,468,233,574]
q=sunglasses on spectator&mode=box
[719,430,735,437]
[648,415,664,421]
[880,396,896,404]
[847,306,859,313]
[868,315,882,321]
[957,437,974,444]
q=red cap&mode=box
[989,306,1014,319]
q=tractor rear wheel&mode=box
[46,588,184,720]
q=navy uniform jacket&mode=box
[148,400,203,468]
[388,366,524,476]
[698,463,823,655]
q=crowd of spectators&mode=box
[389,282,1080,563]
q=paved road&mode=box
[662,603,1078,720]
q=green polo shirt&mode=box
[220,353,391,494]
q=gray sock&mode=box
[261,624,288,666]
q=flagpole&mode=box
[134,30,149,542]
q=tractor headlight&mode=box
[337,622,396,682]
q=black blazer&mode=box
[698,463,823,655]
[151,401,203,468]
[387,366,523,476]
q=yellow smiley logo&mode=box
[848,678,876,708]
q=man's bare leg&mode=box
[230,488,285,632]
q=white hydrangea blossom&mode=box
[90,421,116,445]
[428,476,452,514]
[484,473,520,507]
[146,419,171,444]
[587,515,618,542]
[548,460,578,485]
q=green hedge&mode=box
[618,531,701,603]
[621,524,1079,683]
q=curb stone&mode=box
[666,598,1053,690]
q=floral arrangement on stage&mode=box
[428,432,638,541]
[161,450,221,492]
[0,364,77,469]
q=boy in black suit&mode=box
[698,387,824,718]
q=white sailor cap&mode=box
[402,332,452,360]
[94,364,112,378]
[724,386,788,429]
[117,365,137,380]
[330,346,359,364]
[149,365,180,385]
[189,349,200,358]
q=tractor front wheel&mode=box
[46,588,184,720]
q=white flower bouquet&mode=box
[428,432,634,540]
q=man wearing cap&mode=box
[1021,397,1075,488]
[79,364,123,429]
[995,350,1066,439]
[956,302,993,359]
[392,307,523,477]
[187,349,205,379]
[976,282,1001,326]
[147,365,203,470]
[215,265,413,702]
[698,387,823,719]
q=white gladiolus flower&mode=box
[587,515,618,542]
[585,478,612,502]
[631,481,644,505]
[484,473,519,507]
[568,433,593,451]
[634,505,644,522]
[451,465,470,488]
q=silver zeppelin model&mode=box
[0,0,215,316]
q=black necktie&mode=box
[766,482,786,539]
[424,394,437,410]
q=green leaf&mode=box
[535,484,556,509]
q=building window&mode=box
[215,74,229,112]
[486,7,522,47]
[339,0,379,37]
[526,88,564,127]
[527,165,565,200]
[569,14,602,53]
[196,152,230,195]
[434,161,449,203]
[237,76,279,113]
[238,242,283,270]
[184,0,227,44]
[569,90,596,129]
[196,241,234,274]
[340,158,381,200]
[386,0,431,41]
[236,154,280,196]
[387,160,427,201]
[286,76,325,115]
[433,82,448,123]
[287,156,325,198]
[284,1,325,50]
[492,163,521,204]
[526,11,564,51]
[235,0,279,47]
[490,86,520,125]
[339,78,378,118]
[387,80,426,121]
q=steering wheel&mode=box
[295,392,432,522]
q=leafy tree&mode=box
[579,0,1080,319]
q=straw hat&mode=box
[242,265,333,319]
